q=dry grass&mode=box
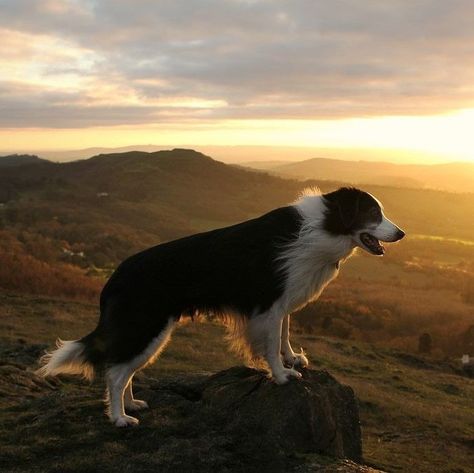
[1,291,473,473]
[297,335,474,472]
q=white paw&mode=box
[113,415,139,427]
[125,399,149,412]
[273,367,303,385]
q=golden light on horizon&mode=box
[2,108,474,164]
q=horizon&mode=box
[2,1,474,165]
[2,144,474,166]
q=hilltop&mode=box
[0,154,48,168]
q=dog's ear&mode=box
[324,187,361,233]
[336,191,360,230]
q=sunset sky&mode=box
[1,0,474,163]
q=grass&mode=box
[1,291,474,472]
[303,335,474,472]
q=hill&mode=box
[0,148,473,355]
[23,144,462,166]
[244,157,474,193]
[1,148,473,249]
[0,148,303,256]
[37,145,170,162]
[0,154,47,168]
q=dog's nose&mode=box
[395,229,405,241]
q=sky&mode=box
[1,0,474,163]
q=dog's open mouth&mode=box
[359,232,385,255]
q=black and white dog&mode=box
[38,187,404,427]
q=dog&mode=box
[37,187,404,427]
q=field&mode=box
[1,292,474,472]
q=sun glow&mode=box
[2,108,474,164]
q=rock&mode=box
[138,366,363,467]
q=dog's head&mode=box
[322,187,405,255]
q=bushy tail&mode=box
[36,338,95,381]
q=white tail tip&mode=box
[36,338,94,381]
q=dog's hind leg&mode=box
[106,364,139,427]
[124,376,149,412]
[105,318,176,427]
[281,315,309,368]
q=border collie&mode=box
[38,187,404,427]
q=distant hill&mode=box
[235,160,292,170]
[0,154,47,168]
[244,157,474,193]
[37,145,170,162]
[24,144,459,165]
[0,148,473,270]
[0,149,304,267]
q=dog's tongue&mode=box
[360,232,385,255]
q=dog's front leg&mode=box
[261,310,302,385]
[281,315,309,368]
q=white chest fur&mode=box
[285,261,339,313]
[278,194,355,314]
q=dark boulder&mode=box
[137,366,364,470]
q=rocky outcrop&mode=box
[136,366,367,470]
[1,348,384,472]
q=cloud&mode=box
[1,0,474,128]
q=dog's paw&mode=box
[125,399,149,412]
[113,415,139,427]
[283,348,309,369]
[294,348,309,368]
[273,367,303,385]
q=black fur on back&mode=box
[81,206,302,365]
